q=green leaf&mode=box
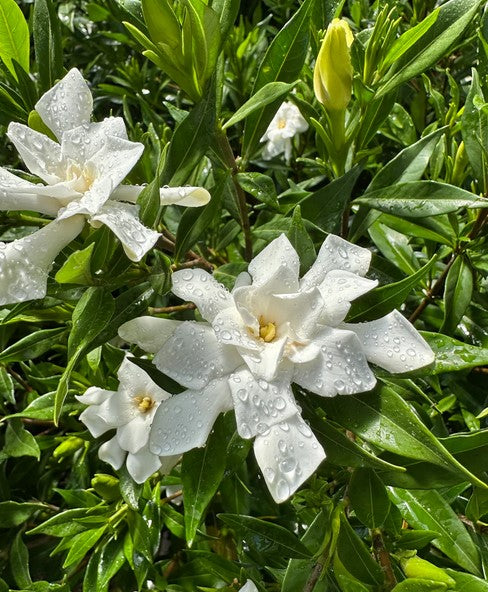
[321,385,487,489]
[83,538,126,592]
[6,392,79,421]
[286,206,316,274]
[218,514,312,560]
[182,417,227,546]
[161,83,216,186]
[213,262,248,290]
[376,0,484,98]
[381,8,439,70]
[27,508,106,537]
[63,526,107,568]
[354,181,486,218]
[4,419,40,460]
[445,569,488,591]
[55,243,95,285]
[346,254,437,322]
[118,465,143,511]
[142,0,180,48]
[421,332,488,373]
[299,166,362,234]
[441,256,473,334]
[389,487,482,576]
[33,0,63,93]
[349,468,390,528]
[396,530,439,550]
[242,0,312,159]
[11,531,32,589]
[391,581,448,592]
[0,366,14,404]
[0,0,29,77]
[0,501,45,528]
[223,81,296,129]
[0,327,66,363]
[236,172,280,210]
[67,287,115,359]
[335,513,384,586]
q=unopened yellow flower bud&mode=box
[313,18,354,112]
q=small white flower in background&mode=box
[260,101,308,162]
[119,234,434,502]
[0,68,210,306]
[76,357,179,483]
[240,581,259,592]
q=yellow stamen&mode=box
[259,316,277,342]
[133,395,155,413]
[277,119,286,129]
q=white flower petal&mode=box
[79,404,112,438]
[117,415,152,454]
[99,436,126,471]
[228,367,298,439]
[89,201,160,261]
[117,356,171,404]
[35,68,93,140]
[126,446,163,483]
[118,317,181,353]
[76,386,112,406]
[88,135,144,191]
[159,454,180,476]
[248,234,300,293]
[0,215,85,305]
[293,327,376,396]
[7,123,63,185]
[344,309,435,373]
[240,582,259,592]
[212,307,260,351]
[301,234,372,291]
[239,336,288,382]
[266,288,325,340]
[318,270,378,326]
[61,117,128,163]
[172,268,234,323]
[0,168,66,215]
[149,378,233,456]
[153,321,241,390]
[254,414,326,503]
[111,184,211,207]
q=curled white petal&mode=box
[98,436,126,471]
[126,445,163,483]
[248,234,300,293]
[0,215,85,305]
[118,317,182,353]
[344,309,435,373]
[35,68,93,139]
[89,201,160,261]
[254,414,326,503]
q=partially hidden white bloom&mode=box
[240,582,259,592]
[260,101,308,162]
[119,234,434,502]
[76,357,179,483]
[0,68,210,306]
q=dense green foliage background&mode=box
[2,0,488,590]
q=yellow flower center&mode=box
[259,316,277,342]
[277,118,287,129]
[133,394,155,414]
[65,162,96,192]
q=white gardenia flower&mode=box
[0,68,210,306]
[119,234,434,502]
[260,101,308,162]
[240,582,259,592]
[76,357,179,483]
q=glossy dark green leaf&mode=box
[0,327,66,363]
[335,513,384,586]
[4,419,40,460]
[347,254,437,322]
[445,569,488,591]
[33,0,63,92]
[376,0,484,98]
[389,487,482,576]
[11,531,31,589]
[349,468,390,528]
[391,580,448,592]
[286,206,316,274]
[441,256,473,334]
[55,243,95,285]
[321,385,487,488]
[242,0,312,159]
[63,526,107,568]
[218,513,312,560]
[396,529,439,550]
[236,172,279,210]
[182,417,227,545]
[0,501,45,528]
[6,392,79,421]
[355,181,486,218]
[421,332,488,374]
[0,366,14,404]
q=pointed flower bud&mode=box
[313,18,354,111]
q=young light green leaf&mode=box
[421,332,488,374]
[441,256,473,334]
[4,418,40,460]
[0,0,29,77]
[0,366,14,404]
[55,243,95,285]
[223,81,296,129]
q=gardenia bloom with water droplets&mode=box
[0,68,210,306]
[76,357,179,483]
[119,234,434,502]
[260,101,308,162]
